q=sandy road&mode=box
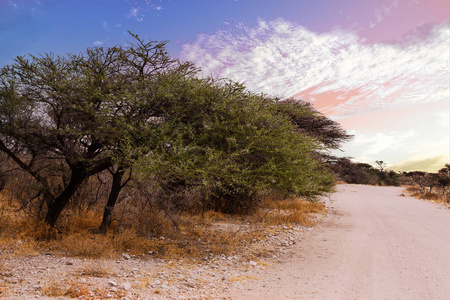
[231,184,450,299]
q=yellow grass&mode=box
[0,190,326,260]
[255,198,326,226]
[405,185,450,204]
[80,262,111,277]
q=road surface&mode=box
[231,184,450,299]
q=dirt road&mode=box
[231,184,450,299]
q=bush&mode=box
[135,78,334,214]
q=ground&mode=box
[0,211,321,299]
[2,184,450,299]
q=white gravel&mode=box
[0,215,319,299]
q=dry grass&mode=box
[0,261,10,297]
[335,180,347,185]
[405,185,450,204]
[254,198,326,226]
[0,189,326,261]
[41,277,88,297]
[80,262,111,277]
[40,277,123,299]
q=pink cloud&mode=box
[180,19,449,171]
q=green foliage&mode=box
[135,77,334,213]
[276,99,353,150]
[0,34,194,226]
[0,32,344,224]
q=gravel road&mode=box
[231,184,450,299]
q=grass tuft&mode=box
[405,186,450,204]
[255,198,326,226]
[80,262,111,277]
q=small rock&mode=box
[121,282,132,291]
[122,254,131,260]
[108,280,118,287]
[249,261,257,266]
[184,281,196,288]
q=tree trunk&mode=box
[98,167,125,234]
[44,169,86,227]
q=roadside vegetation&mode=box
[403,164,450,204]
[328,156,450,205]
[326,157,401,186]
[0,33,348,259]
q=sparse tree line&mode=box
[402,164,450,200]
[0,33,352,233]
[325,158,401,186]
[327,156,450,201]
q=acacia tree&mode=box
[375,160,387,172]
[135,77,336,213]
[0,33,194,227]
[0,34,352,227]
[275,99,353,150]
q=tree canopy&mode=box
[0,33,349,227]
[134,76,335,213]
[0,34,194,226]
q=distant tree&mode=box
[438,164,450,179]
[405,171,429,192]
[326,157,377,185]
[357,163,375,170]
[375,160,386,172]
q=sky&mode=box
[1,0,449,172]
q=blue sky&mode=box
[1,0,449,171]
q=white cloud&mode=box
[436,110,449,128]
[126,1,167,20]
[338,130,416,163]
[180,19,449,113]
[127,7,139,18]
[93,41,104,46]
[180,19,449,171]
[390,155,449,173]
[360,131,415,156]
[369,1,398,29]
